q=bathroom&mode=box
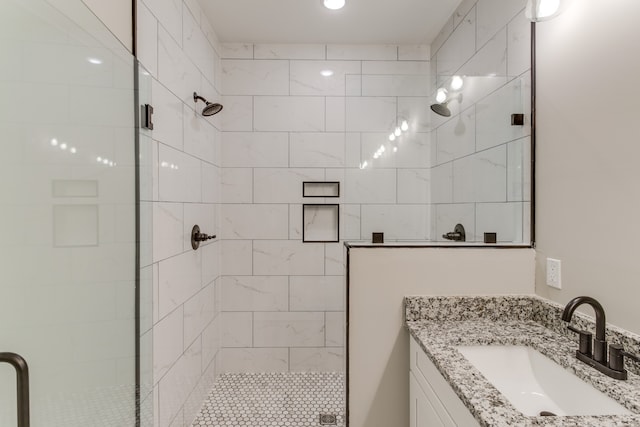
[0,0,638,426]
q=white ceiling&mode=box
[199,0,463,45]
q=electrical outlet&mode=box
[546,258,562,289]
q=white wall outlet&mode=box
[546,258,562,289]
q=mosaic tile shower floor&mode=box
[191,372,345,426]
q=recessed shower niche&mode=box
[302,204,340,243]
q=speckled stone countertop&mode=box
[404,295,640,426]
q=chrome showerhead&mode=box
[193,92,223,117]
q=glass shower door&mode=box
[0,1,137,425]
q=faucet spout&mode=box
[562,296,607,364]
[561,296,606,341]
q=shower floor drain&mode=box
[319,414,337,425]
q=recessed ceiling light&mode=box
[324,0,345,10]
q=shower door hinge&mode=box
[142,104,154,130]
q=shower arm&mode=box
[193,92,208,104]
[0,352,30,427]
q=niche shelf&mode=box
[302,204,339,243]
[302,181,340,198]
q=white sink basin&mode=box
[456,345,632,417]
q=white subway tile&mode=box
[325,312,345,347]
[221,276,288,311]
[361,205,431,241]
[183,0,201,23]
[476,202,523,242]
[201,240,220,287]
[397,169,431,204]
[476,0,526,48]
[221,240,252,275]
[253,240,325,275]
[255,44,326,59]
[183,104,215,163]
[453,145,507,203]
[431,15,455,56]
[345,133,362,167]
[183,6,214,77]
[507,137,531,202]
[254,96,325,132]
[327,44,397,60]
[476,79,529,151]
[158,144,202,202]
[398,97,434,133]
[137,0,158,76]
[158,250,201,318]
[290,348,344,372]
[398,45,431,61]
[361,75,431,96]
[290,276,344,311]
[436,8,476,77]
[221,204,289,239]
[153,202,183,262]
[343,169,396,203]
[222,312,253,347]
[325,243,346,276]
[201,315,220,369]
[290,204,302,239]
[220,348,288,373]
[253,312,324,347]
[345,97,396,132]
[253,168,325,203]
[362,132,431,168]
[326,97,346,132]
[222,60,289,95]
[184,284,215,348]
[290,133,345,167]
[290,60,360,96]
[221,168,253,203]
[222,131,288,167]
[507,11,531,77]
[220,96,253,131]
[436,105,476,164]
[362,60,430,75]
[142,0,182,47]
[459,27,507,77]
[201,162,219,203]
[431,163,453,203]
[453,0,478,28]
[153,306,183,382]
[157,26,201,105]
[345,75,362,96]
[221,43,253,59]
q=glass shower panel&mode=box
[0,1,136,426]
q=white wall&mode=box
[136,0,223,425]
[81,0,132,51]
[535,1,640,334]
[218,43,432,372]
[348,247,535,427]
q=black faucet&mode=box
[562,296,637,380]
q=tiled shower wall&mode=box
[218,43,433,372]
[136,0,222,425]
[430,0,532,243]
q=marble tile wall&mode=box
[219,43,432,373]
[136,0,222,425]
[430,0,532,243]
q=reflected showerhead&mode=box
[430,102,451,117]
[193,92,223,117]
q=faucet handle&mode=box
[567,325,593,356]
[609,344,640,372]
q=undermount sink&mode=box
[456,345,632,417]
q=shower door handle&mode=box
[0,352,30,427]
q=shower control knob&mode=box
[191,225,216,250]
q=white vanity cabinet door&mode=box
[410,371,447,427]
[410,336,480,427]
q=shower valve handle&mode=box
[191,224,216,250]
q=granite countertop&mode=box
[404,295,640,427]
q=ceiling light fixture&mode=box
[324,0,345,10]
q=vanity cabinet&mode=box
[409,336,480,427]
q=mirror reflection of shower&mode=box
[430,75,464,117]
